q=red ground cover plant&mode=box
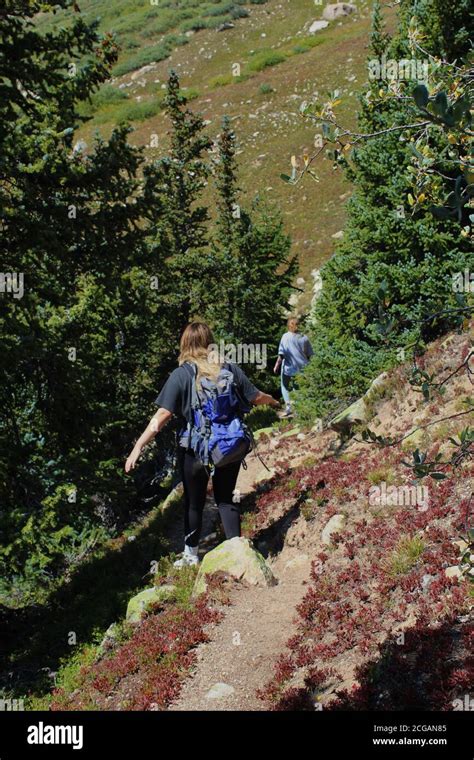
[51,593,222,711]
[256,444,472,711]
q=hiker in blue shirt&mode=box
[273,317,313,417]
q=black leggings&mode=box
[177,447,241,547]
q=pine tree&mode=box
[369,0,390,59]
[294,0,472,421]
[214,116,242,252]
[208,118,298,386]
[0,1,176,595]
[147,70,212,323]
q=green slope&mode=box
[39,0,398,308]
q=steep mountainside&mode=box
[37,0,397,307]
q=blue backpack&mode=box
[179,362,252,468]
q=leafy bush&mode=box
[115,98,162,122]
[90,85,129,108]
[112,35,188,76]
[247,49,287,72]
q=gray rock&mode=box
[193,537,276,596]
[309,20,330,33]
[126,584,176,623]
[445,566,462,580]
[322,514,346,545]
[206,683,235,699]
[330,371,389,434]
[330,397,368,434]
[323,3,357,21]
[97,622,120,657]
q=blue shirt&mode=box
[278,331,313,376]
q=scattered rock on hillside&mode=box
[309,20,329,33]
[97,622,120,657]
[323,3,357,21]
[330,396,368,434]
[130,63,156,80]
[445,566,462,580]
[193,537,276,596]
[330,371,389,435]
[322,513,347,545]
[126,584,176,623]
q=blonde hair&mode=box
[287,317,299,333]
[178,321,221,386]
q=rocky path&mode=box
[169,558,309,711]
[168,444,312,711]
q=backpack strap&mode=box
[224,361,250,415]
[180,362,199,454]
[182,361,200,415]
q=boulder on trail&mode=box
[323,3,357,21]
[126,584,176,623]
[193,537,276,596]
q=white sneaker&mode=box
[173,544,200,568]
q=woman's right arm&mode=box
[125,407,173,473]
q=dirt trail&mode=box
[169,560,310,711]
[169,442,313,711]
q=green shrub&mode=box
[387,535,426,577]
[182,87,200,101]
[91,85,129,108]
[113,35,188,76]
[116,98,162,122]
[202,2,235,17]
[247,49,287,72]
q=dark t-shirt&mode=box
[154,362,259,429]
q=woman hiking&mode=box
[273,317,313,417]
[125,322,279,567]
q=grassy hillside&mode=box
[38,0,397,308]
